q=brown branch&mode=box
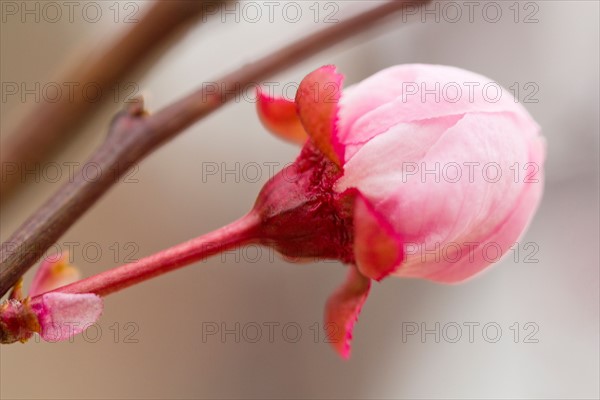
[0,0,430,297]
[0,0,228,201]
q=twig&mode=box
[56,213,260,297]
[0,0,430,297]
[0,0,227,201]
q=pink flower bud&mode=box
[257,64,545,358]
[335,64,545,283]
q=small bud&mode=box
[1,254,103,344]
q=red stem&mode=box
[53,212,260,297]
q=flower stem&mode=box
[52,213,261,297]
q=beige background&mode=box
[1,1,599,399]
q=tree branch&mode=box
[0,0,430,297]
[0,0,227,201]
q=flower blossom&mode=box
[256,64,545,357]
[0,253,103,344]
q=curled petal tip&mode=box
[296,65,345,166]
[256,88,307,144]
[324,266,371,359]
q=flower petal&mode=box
[337,110,542,282]
[31,293,103,342]
[353,192,404,281]
[324,266,370,359]
[295,65,345,166]
[338,64,538,147]
[425,136,546,282]
[256,88,307,144]
[30,252,80,297]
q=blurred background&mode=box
[1,1,598,399]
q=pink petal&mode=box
[295,65,345,166]
[256,88,307,144]
[338,64,538,153]
[31,293,103,342]
[336,111,543,282]
[29,252,80,297]
[353,192,404,281]
[426,136,546,282]
[324,266,371,359]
